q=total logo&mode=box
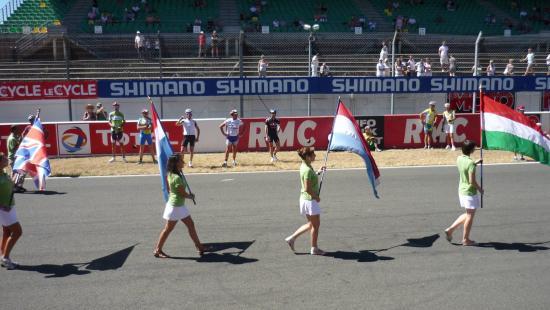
[57,124,91,155]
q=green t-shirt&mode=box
[7,133,20,161]
[138,116,152,135]
[421,108,437,125]
[457,154,477,196]
[168,172,187,206]
[109,111,125,132]
[0,172,14,208]
[300,162,319,201]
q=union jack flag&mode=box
[13,118,51,190]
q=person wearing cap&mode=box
[95,102,108,120]
[137,109,156,164]
[198,31,206,57]
[419,101,438,149]
[82,104,97,121]
[265,109,281,162]
[443,103,456,151]
[514,106,526,160]
[135,31,144,59]
[219,109,243,167]
[108,102,126,163]
[362,126,381,152]
[176,108,200,168]
[258,55,268,78]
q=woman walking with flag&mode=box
[444,140,483,246]
[0,152,22,270]
[285,147,326,255]
[154,154,206,258]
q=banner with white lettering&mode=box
[97,76,550,97]
[0,80,97,101]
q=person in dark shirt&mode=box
[264,109,281,163]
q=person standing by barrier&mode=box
[420,101,438,149]
[264,109,281,163]
[443,103,456,151]
[197,31,206,57]
[503,59,514,76]
[448,54,457,77]
[521,48,535,76]
[176,109,200,168]
[96,102,108,120]
[258,55,269,78]
[438,41,449,72]
[153,154,205,258]
[108,102,126,163]
[137,109,156,164]
[311,53,319,77]
[285,147,326,255]
[82,104,97,121]
[220,109,243,167]
[211,30,219,58]
[444,140,483,246]
[0,152,23,270]
[363,126,382,152]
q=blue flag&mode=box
[150,102,173,202]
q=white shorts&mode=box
[299,199,321,216]
[162,203,190,221]
[440,56,449,65]
[445,123,455,134]
[459,194,480,210]
[0,207,18,227]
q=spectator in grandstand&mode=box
[220,109,243,167]
[521,48,535,76]
[394,58,404,77]
[265,109,281,163]
[96,102,108,120]
[471,60,482,76]
[444,140,483,246]
[379,42,388,62]
[424,58,432,76]
[395,15,404,31]
[197,31,206,57]
[131,2,140,16]
[503,59,514,76]
[108,102,127,163]
[368,21,377,31]
[0,152,23,270]
[408,16,417,29]
[446,0,456,12]
[486,60,496,76]
[258,55,269,78]
[136,109,156,165]
[443,103,456,151]
[513,106,526,161]
[320,63,332,77]
[284,147,326,256]
[415,58,425,77]
[311,53,320,77]
[176,109,200,168]
[438,41,449,72]
[82,104,97,121]
[363,126,381,152]
[376,59,386,77]
[124,8,136,22]
[407,55,416,77]
[272,19,280,30]
[135,31,144,59]
[384,59,391,76]
[211,30,220,58]
[153,153,206,258]
[419,101,438,149]
[153,38,160,58]
[546,54,550,75]
[448,54,457,76]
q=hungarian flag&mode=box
[328,100,381,198]
[481,95,550,166]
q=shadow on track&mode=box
[18,190,66,195]
[16,244,137,278]
[475,241,550,252]
[324,250,394,262]
[169,241,258,265]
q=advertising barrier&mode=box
[0,80,98,101]
[449,92,515,112]
[0,123,58,156]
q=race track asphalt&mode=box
[1,163,549,310]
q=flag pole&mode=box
[479,86,484,208]
[318,96,341,194]
[148,96,196,205]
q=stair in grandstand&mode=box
[218,0,241,33]
[353,0,394,32]
[14,32,50,59]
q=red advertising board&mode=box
[449,92,514,112]
[0,123,58,156]
[544,91,550,111]
[0,80,97,101]
[383,113,480,149]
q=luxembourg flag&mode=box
[481,94,550,166]
[150,102,174,201]
[13,118,51,190]
[328,100,381,198]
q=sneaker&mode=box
[108,157,115,163]
[445,145,450,150]
[284,236,295,252]
[1,257,17,270]
[310,247,325,255]
[520,156,525,161]
[375,148,382,152]
[122,157,127,163]
[270,157,275,163]
[136,161,143,165]
[451,146,456,151]
[513,156,519,161]
[428,145,432,149]
[221,162,227,168]
[424,145,428,149]
[153,159,158,164]
[188,161,193,168]
[273,155,278,161]
[232,160,237,167]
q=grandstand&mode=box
[0,0,73,33]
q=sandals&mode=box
[153,250,170,258]
[444,230,452,242]
[462,240,477,246]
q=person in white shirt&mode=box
[376,59,386,77]
[438,41,449,72]
[379,42,388,62]
[546,54,550,75]
[135,31,144,59]
[407,55,416,77]
[258,55,269,78]
[471,61,482,76]
[384,59,391,76]
[311,53,319,77]
[442,103,456,150]
[320,63,331,77]
[219,109,244,167]
[503,59,514,76]
[176,108,200,167]
[424,58,432,76]
[448,54,457,76]
[486,60,495,76]
[416,59,425,77]
[521,48,535,76]
[394,58,404,77]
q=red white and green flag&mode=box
[481,94,550,166]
